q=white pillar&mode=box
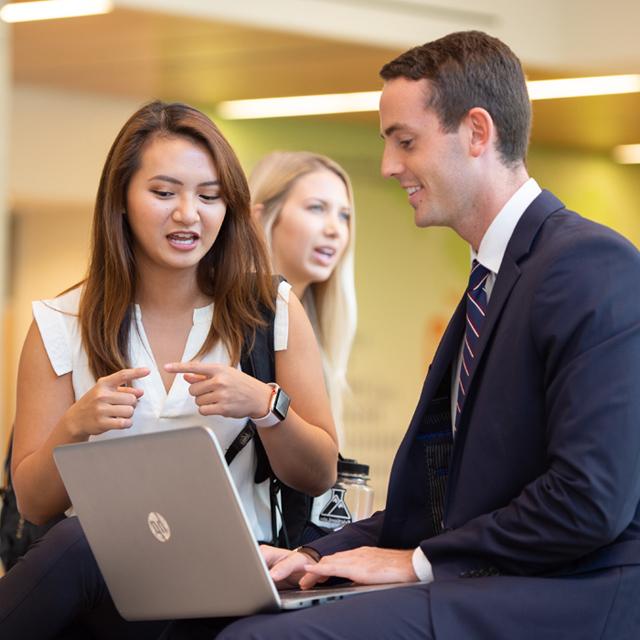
[0,20,10,449]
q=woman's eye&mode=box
[151,189,173,198]
[399,139,413,149]
[339,211,351,223]
[307,203,324,213]
[200,194,221,202]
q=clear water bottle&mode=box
[310,458,374,531]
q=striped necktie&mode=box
[455,260,490,428]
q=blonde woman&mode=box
[250,151,357,447]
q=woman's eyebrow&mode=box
[148,175,220,187]
[148,174,181,184]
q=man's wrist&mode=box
[294,546,321,563]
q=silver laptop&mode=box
[53,426,411,621]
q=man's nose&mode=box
[381,147,402,179]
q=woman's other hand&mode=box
[63,367,150,438]
[164,361,272,419]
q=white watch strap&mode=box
[252,412,281,428]
[252,383,281,428]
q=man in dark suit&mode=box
[170,30,640,640]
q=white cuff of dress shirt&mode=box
[412,546,434,583]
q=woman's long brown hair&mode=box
[79,100,275,377]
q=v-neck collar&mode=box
[131,303,214,414]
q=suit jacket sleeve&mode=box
[306,511,385,556]
[421,228,640,579]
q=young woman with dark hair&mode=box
[0,101,337,639]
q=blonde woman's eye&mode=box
[339,211,351,223]
[307,203,324,213]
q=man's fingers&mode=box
[301,557,357,583]
[260,545,290,569]
[298,571,329,590]
[302,561,341,578]
[269,553,308,582]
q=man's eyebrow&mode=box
[380,124,405,139]
[148,175,219,187]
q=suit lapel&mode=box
[381,296,465,545]
[427,295,466,397]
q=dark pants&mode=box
[3,517,639,639]
[161,584,435,640]
[0,517,166,640]
[162,566,640,640]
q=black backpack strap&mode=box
[225,282,277,469]
[239,294,276,484]
[224,421,256,466]
[236,277,312,549]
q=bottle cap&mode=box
[338,458,370,477]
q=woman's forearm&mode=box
[257,411,338,495]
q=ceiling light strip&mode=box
[613,144,640,164]
[217,91,381,120]
[527,75,640,100]
[217,74,640,120]
[0,0,113,23]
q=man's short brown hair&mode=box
[380,31,531,166]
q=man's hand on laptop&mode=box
[298,547,418,589]
[261,544,320,590]
[262,545,418,590]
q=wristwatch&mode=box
[252,383,290,428]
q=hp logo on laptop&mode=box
[147,511,171,542]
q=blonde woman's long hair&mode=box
[249,151,357,445]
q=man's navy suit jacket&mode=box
[311,190,640,636]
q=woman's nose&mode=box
[323,213,340,237]
[172,197,198,224]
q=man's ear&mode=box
[251,203,264,220]
[465,107,494,158]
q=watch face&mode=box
[273,388,291,421]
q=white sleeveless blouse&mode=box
[32,281,292,542]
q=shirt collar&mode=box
[472,178,541,274]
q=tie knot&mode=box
[468,260,490,294]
